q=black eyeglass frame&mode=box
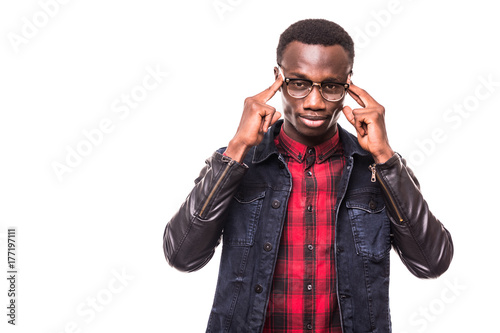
[277,65,350,102]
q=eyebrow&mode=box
[287,71,345,83]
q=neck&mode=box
[282,122,338,147]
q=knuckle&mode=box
[372,106,384,116]
[244,97,257,109]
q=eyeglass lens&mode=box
[287,80,345,101]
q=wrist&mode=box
[224,138,251,164]
[373,147,395,164]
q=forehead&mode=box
[280,41,352,79]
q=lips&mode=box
[300,115,328,128]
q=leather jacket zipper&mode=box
[369,164,404,223]
[199,161,232,218]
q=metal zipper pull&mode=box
[369,163,404,222]
[369,164,377,183]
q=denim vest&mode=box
[207,121,392,333]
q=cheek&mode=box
[332,103,344,117]
[281,95,292,120]
[281,94,301,118]
[330,108,343,123]
[330,98,345,114]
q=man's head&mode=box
[275,19,355,147]
[276,19,355,70]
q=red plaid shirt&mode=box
[263,127,345,333]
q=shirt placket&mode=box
[304,147,316,331]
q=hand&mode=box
[224,74,283,163]
[342,83,394,164]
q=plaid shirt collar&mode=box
[252,120,368,164]
[275,125,343,164]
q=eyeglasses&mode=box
[278,65,349,102]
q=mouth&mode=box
[299,115,329,128]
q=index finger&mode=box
[256,73,284,103]
[347,82,378,108]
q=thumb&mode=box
[263,111,282,133]
[342,105,355,126]
[271,111,282,126]
[342,106,366,137]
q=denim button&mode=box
[255,284,263,293]
[264,242,272,252]
[272,200,281,209]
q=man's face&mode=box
[276,41,352,147]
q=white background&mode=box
[1,0,499,332]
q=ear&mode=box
[347,72,352,85]
[274,67,282,91]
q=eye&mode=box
[323,83,337,90]
[290,80,309,89]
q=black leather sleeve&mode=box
[375,154,454,278]
[163,151,248,272]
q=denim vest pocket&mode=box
[346,189,391,261]
[223,187,266,246]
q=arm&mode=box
[163,74,284,272]
[163,152,247,272]
[375,154,453,278]
[343,83,453,278]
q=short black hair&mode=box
[276,19,355,66]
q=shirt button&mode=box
[263,242,272,252]
[307,244,314,251]
[307,284,312,291]
[307,148,314,154]
[306,323,313,330]
[255,284,263,293]
[306,171,312,176]
[307,205,313,212]
[272,200,281,209]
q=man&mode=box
[163,19,453,332]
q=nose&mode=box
[303,85,326,111]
